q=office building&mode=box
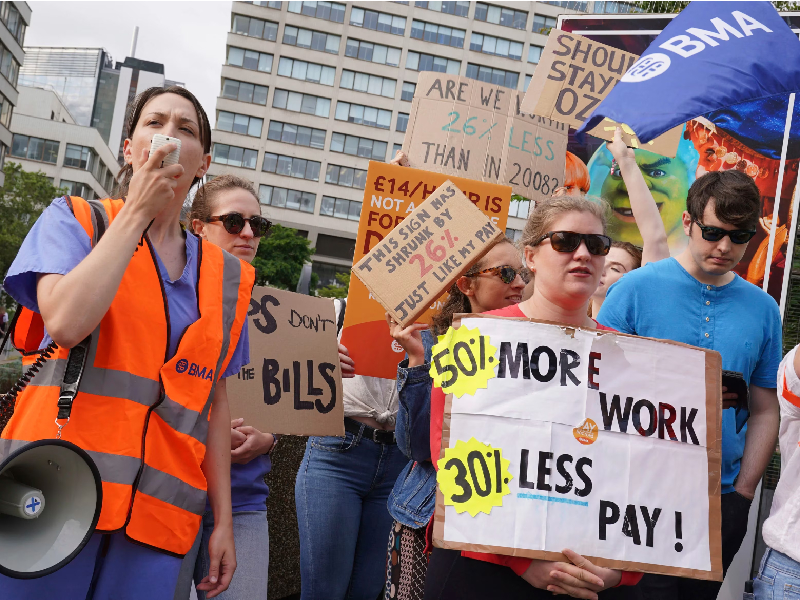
[0,2,31,186]
[8,85,120,199]
[20,47,183,159]
[207,1,640,285]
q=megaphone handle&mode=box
[55,335,92,438]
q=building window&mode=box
[263,152,321,181]
[320,196,362,222]
[313,261,351,287]
[506,228,523,242]
[64,144,95,170]
[11,135,59,164]
[406,51,460,74]
[466,64,519,90]
[259,184,316,213]
[414,1,470,17]
[212,144,259,169]
[344,39,402,67]
[532,15,557,35]
[528,45,544,64]
[315,234,356,259]
[272,89,331,118]
[508,199,531,218]
[524,74,532,91]
[350,7,406,35]
[410,21,465,48]
[0,3,25,45]
[227,46,273,73]
[60,180,94,200]
[392,143,403,158]
[396,113,409,133]
[335,102,392,130]
[326,164,368,189]
[340,70,396,98]
[277,57,335,86]
[283,26,340,54]
[231,14,278,41]
[250,0,283,8]
[330,133,387,161]
[221,79,269,105]
[0,92,12,128]
[475,2,527,29]
[401,82,416,102]
[545,1,588,10]
[287,1,346,23]
[470,33,523,61]
[0,43,19,87]
[217,111,264,137]
[267,121,326,149]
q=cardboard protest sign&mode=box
[403,72,568,202]
[520,30,682,158]
[432,315,723,581]
[339,161,511,379]
[227,286,344,436]
[352,180,503,327]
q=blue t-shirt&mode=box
[5,198,269,510]
[597,257,782,494]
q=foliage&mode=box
[252,223,316,291]
[316,272,350,299]
[0,163,66,307]
[623,1,798,14]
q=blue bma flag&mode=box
[577,1,800,144]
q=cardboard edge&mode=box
[705,349,724,581]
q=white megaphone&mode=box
[0,439,102,579]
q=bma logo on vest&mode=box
[621,11,772,83]
[176,358,214,380]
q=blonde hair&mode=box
[519,196,609,250]
[189,175,259,225]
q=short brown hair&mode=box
[115,86,212,199]
[611,241,642,270]
[189,175,259,225]
[686,170,760,230]
[519,195,609,250]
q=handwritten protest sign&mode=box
[433,315,723,581]
[227,287,344,436]
[403,72,568,202]
[520,30,682,158]
[352,180,503,327]
[339,162,511,379]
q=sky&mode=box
[24,1,233,122]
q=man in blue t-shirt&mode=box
[598,170,781,600]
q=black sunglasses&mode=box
[692,220,756,245]
[207,213,272,238]
[532,231,612,256]
[468,265,530,284]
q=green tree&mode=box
[252,223,316,291]
[316,271,350,299]
[0,163,66,305]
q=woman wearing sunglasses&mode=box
[164,175,272,600]
[423,196,643,600]
[385,238,527,600]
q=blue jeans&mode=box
[0,532,182,600]
[174,510,269,600]
[295,428,408,600]
[755,548,800,600]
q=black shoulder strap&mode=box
[337,298,347,334]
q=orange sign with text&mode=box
[340,161,512,379]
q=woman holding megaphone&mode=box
[0,87,253,599]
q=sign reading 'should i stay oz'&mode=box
[351,180,503,327]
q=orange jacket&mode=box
[0,197,254,555]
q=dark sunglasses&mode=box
[692,220,756,245]
[207,213,272,237]
[532,231,612,256]
[468,265,530,284]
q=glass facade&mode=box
[259,184,316,213]
[466,63,519,89]
[320,196,362,221]
[287,1,346,23]
[475,3,527,29]
[410,21,465,48]
[11,135,59,163]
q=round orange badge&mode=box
[573,418,599,445]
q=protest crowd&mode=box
[1,3,800,600]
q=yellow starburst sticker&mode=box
[437,438,513,516]
[429,325,498,397]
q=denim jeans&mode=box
[755,548,800,600]
[295,428,408,600]
[174,510,269,600]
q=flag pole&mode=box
[763,93,795,293]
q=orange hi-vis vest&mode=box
[0,197,255,555]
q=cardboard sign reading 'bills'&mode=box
[351,180,503,326]
[521,29,682,158]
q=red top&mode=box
[429,304,642,586]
